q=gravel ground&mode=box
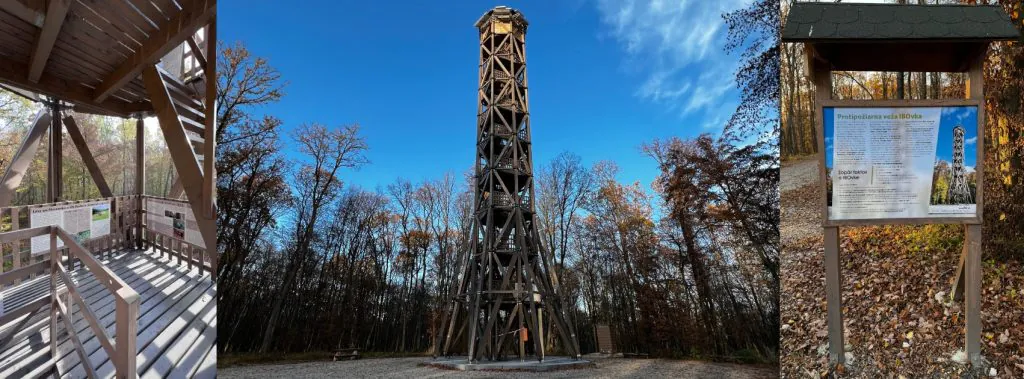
[780,158,819,193]
[780,157,822,249]
[218,357,777,378]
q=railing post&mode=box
[49,227,58,359]
[115,287,140,378]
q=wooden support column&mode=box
[809,44,844,365]
[964,48,985,368]
[136,117,145,250]
[47,102,62,203]
[0,109,51,206]
[824,226,844,363]
[63,115,112,197]
[142,65,217,272]
[965,224,982,366]
[203,18,218,277]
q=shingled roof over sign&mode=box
[782,3,1020,42]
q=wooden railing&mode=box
[0,196,137,281]
[0,195,213,279]
[140,195,214,276]
[0,226,140,378]
[52,226,140,379]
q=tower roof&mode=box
[475,6,528,30]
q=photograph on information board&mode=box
[824,106,979,221]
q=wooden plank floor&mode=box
[0,248,216,378]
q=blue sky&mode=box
[220,0,751,191]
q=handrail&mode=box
[51,226,139,379]
[0,205,143,378]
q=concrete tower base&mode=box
[424,357,594,372]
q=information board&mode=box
[146,197,205,249]
[824,106,979,221]
[30,200,112,255]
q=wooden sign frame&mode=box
[816,98,985,227]
[809,46,986,368]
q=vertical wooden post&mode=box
[135,116,145,250]
[809,44,844,364]
[10,209,19,283]
[47,102,62,203]
[824,226,844,363]
[115,288,140,378]
[49,227,57,358]
[964,47,985,367]
[965,224,982,366]
[203,19,218,279]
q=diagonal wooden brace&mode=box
[0,109,51,206]
[62,115,113,197]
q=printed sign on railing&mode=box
[29,200,112,255]
[146,197,206,249]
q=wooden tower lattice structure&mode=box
[948,125,972,204]
[436,6,580,363]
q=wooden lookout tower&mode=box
[435,6,581,364]
[0,0,218,377]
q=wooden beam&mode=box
[0,1,45,27]
[47,103,61,202]
[63,115,113,197]
[0,109,51,207]
[135,117,145,249]
[28,0,71,83]
[94,0,216,103]
[142,64,216,260]
[186,36,208,76]
[202,18,216,218]
[168,177,184,199]
[0,55,146,117]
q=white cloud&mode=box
[964,136,977,146]
[595,0,750,123]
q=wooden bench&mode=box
[333,348,360,361]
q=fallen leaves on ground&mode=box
[779,162,1024,378]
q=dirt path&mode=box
[218,357,777,378]
[780,158,819,193]
[780,157,822,250]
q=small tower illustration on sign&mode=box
[948,125,973,204]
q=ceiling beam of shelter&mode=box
[0,56,145,118]
[63,115,113,198]
[142,64,217,255]
[0,1,45,27]
[28,0,71,83]
[0,109,52,207]
[93,0,217,103]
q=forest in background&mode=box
[216,0,780,363]
[781,0,1024,258]
[0,96,178,206]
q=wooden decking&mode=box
[0,248,215,378]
